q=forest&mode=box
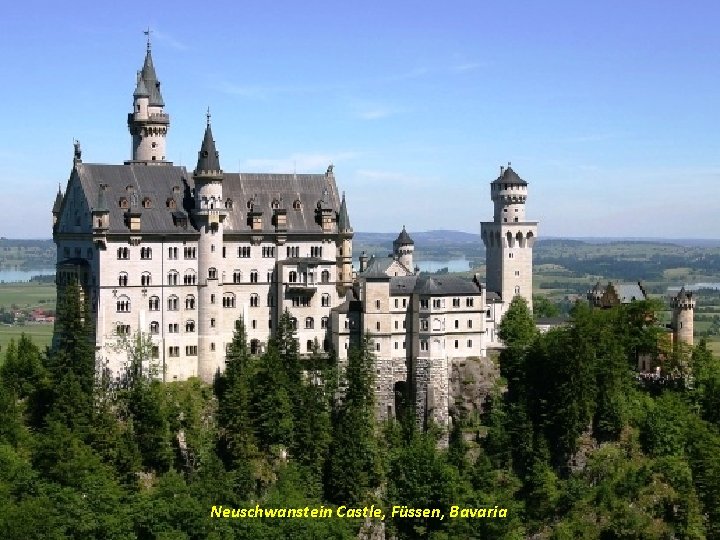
[1,282,720,539]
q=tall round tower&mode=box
[671,287,695,347]
[127,39,170,163]
[193,113,227,382]
[393,226,414,271]
[480,164,538,312]
[336,190,354,294]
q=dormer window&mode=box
[166,198,176,209]
[225,198,233,209]
[142,197,152,209]
[119,198,129,209]
[293,199,302,210]
[271,199,280,210]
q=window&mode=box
[168,247,178,259]
[311,246,323,258]
[119,197,129,209]
[375,300,381,310]
[394,342,398,350]
[394,299,399,308]
[117,247,129,260]
[141,272,151,287]
[468,320,473,329]
[140,247,152,259]
[289,271,298,283]
[454,320,459,329]
[321,294,330,307]
[376,343,380,352]
[509,253,514,259]
[305,317,314,329]
[184,247,196,259]
[250,271,258,283]
[420,299,429,309]
[293,199,301,210]
[251,320,257,329]
[455,340,459,349]
[116,296,130,312]
[421,319,429,331]
[376,322,380,331]
[168,323,179,333]
[233,270,242,283]
[514,286,520,294]
[250,294,258,307]
[267,270,274,283]
[148,296,160,311]
[403,298,407,308]
[150,321,159,334]
[167,271,178,286]
[421,340,428,351]
[184,270,196,285]
[116,323,130,335]
[211,294,216,304]
[208,267,217,280]
[238,246,251,258]
[467,340,473,348]
[118,272,128,286]
[394,321,399,329]
[290,318,297,330]
[211,342,216,351]
[466,298,474,308]
[185,295,195,310]
[186,346,197,356]
[167,295,179,311]
[168,346,180,357]
[262,246,275,258]
[185,320,195,332]
[286,246,299,258]
[210,318,216,328]
[151,346,159,359]
[453,298,460,307]
[433,299,442,308]
[321,317,329,329]
[225,198,233,209]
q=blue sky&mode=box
[3,0,720,238]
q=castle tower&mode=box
[193,113,227,382]
[336,191,354,294]
[671,287,695,347]
[127,37,170,163]
[481,164,538,312]
[393,226,414,271]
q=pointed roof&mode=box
[52,186,63,213]
[491,164,527,185]
[394,225,414,246]
[338,192,351,232]
[194,118,222,175]
[140,48,164,107]
[133,72,149,98]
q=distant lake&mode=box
[0,269,55,283]
[667,283,720,292]
[416,259,472,273]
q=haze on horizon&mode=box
[2,0,720,239]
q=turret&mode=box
[671,287,695,347]
[193,112,226,382]
[336,189,354,294]
[393,226,414,271]
[52,184,63,230]
[127,36,170,163]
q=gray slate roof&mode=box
[394,226,414,246]
[491,165,527,186]
[140,49,164,107]
[74,163,343,235]
[195,123,221,174]
[52,187,63,213]
[338,192,351,232]
[614,282,646,303]
[414,275,481,296]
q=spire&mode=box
[338,191,351,232]
[194,115,222,175]
[140,43,164,107]
[395,225,414,246]
[133,71,149,98]
[52,184,63,213]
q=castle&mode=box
[52,41,694,430]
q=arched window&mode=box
[289,271,298,283]
[290,317,298,330]
[208,267,217,280]
[119,198,129,209]
[232,270,242,284]
[166,198,176,209]
[222,293,236,308]
[185,295,195,310]
[514,286,520,295]
[117,247,129,260]
[250,270,258,283]
[140,247,152,259]
[271,199,280,209]
[148,296,160,311]
[305,317,314,329]
[321,270,330,283]
[321,294,330,307]
[185,320,195,333]
[150,321,159,334]
[142,197,152,209]
[184,270,196,285]
[140,272,151,287]
[250,294,258,307]
[116,295,130,313]
[293,199,302,210]
[118,272,128,287]
[167,295,179,311]
[321,316,329,329]
[167,270,178,286]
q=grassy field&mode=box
[0,324,53,361]
[0,282,56,310]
